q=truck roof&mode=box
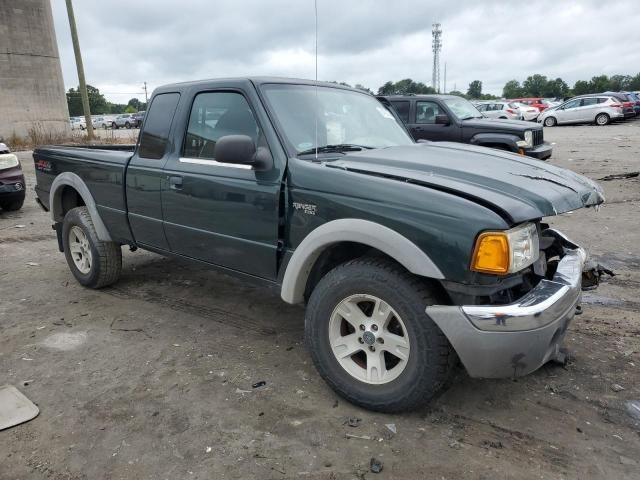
[154,76,359,94]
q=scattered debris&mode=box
[481,440,504,449]
[598,171,639,181]
[258,412,264,417]
[344,417,362,428]
[448,439,463,449]
[624,400,640,421]
[369,457,383,474]
[15,224,25,228]
[252,381,266,389]
[21,380,33,387]
[576,427,583,433]
[332,400,338,408]
[582,260,615,290]
[205,446,212,453]
[285,346,294,351]
[0,385,40,430]
[610,384,625,393]
[619,455,637,466]
[385,423,397,435]
[25,262,39,267]
[345,433,371,441]
[235,388,252,394]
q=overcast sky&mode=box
[50,0,640,104]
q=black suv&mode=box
[379,94,552,160]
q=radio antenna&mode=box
[314,0,319,160]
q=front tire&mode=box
[305,257,456,413]
[112,122,118,129]
[125,122,131,129]
[544,116,557,127]
[595,113,610,126]
[62,207,122,288]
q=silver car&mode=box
[112,114,136,129]
[475,101,523,120]
[538,95,625,126]
[91,116,111,129]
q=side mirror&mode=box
[214,135,272,170]
[435,114,450,125]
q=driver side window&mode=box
[183,92,261,160]
[416,101,440,124]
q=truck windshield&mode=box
[261,84,414,154]
[443,97,483,120]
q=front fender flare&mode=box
[49,172,112,242]
[280,219,444,304]
[470,133,521,152]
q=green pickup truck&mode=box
[33,78,605,412]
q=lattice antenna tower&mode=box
[432,23,442,93]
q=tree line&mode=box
[347,72,640,100]
[66,85,146,117]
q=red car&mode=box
[509,98,548,112]
[0,142,26,211]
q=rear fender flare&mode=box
[280,219,444,304]
[49,172,112,242]
[470,133,521,152]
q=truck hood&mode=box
[325,143,604,224]
[460,117,539,132]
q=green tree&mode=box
[125,105,137,113]
[608,74,632,91]
[66,84,108,116]
[127,98,144,111]
[522,74,548,97]
[629,73,640,90]
[572,80,591,96]
[502,80,523,99]
[544,78,569,98]
[589,75,609,93]
[467,80,482,98]
[377,79,435,95]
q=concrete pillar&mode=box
[0,0,70,140]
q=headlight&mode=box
[471,223,539,274]
[523,130,533,147]
[0,153,19,170]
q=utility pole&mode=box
[65,0,93,139]
[143,81,148,107]
[443,63,447,94]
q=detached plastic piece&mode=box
[0,385,40,430]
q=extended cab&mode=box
[379,94,553,160]
[33,78,604,412]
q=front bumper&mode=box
[523,142,552,160]
[0,169,26,199]
[427,230,585,378]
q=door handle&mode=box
[169,175,183,190]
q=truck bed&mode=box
[33,144,136,243]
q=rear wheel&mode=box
[595,113,610,126]
[125,122,131,129]
[112,122,118,129]
[305,257,456,412]
[544,116,557,127]
[0,195,25,211]
[62,207,122,288]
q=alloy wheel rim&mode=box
[597,115,606,125]
[328,294,410,385]
[69,226,92,274]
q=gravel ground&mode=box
[1,121,639,479]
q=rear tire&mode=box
[305,257,456,413]
[544,116,557,127]
[0,195,25,211]
[125,122,131,129]
[595,113,610,126]
[62,206,122,288]
[112,122,118,129]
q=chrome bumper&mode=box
[427,229,586,378]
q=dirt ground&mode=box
[1,121,639,479]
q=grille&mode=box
[532,129,543,146]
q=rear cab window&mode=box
[138,93,181,159]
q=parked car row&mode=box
[69,112,146,130]
[537,91,640,127]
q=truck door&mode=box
[161,90,283,280]
[126,92,180,250]
[408,100,460,142]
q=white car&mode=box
[474,101,523,120]
[512,103,540,121]
[70,117,86,130]
[538,95,625,126]
[91,116,111,129]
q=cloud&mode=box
[51,0,640,103]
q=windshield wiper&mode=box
[297,144,374,156]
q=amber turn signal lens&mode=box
[471,232,510,274]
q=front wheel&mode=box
[595,113,610,126]
[62,207,122,288]
[305,257,456,412]
[125,122,131,129]
[544,116,557,127]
